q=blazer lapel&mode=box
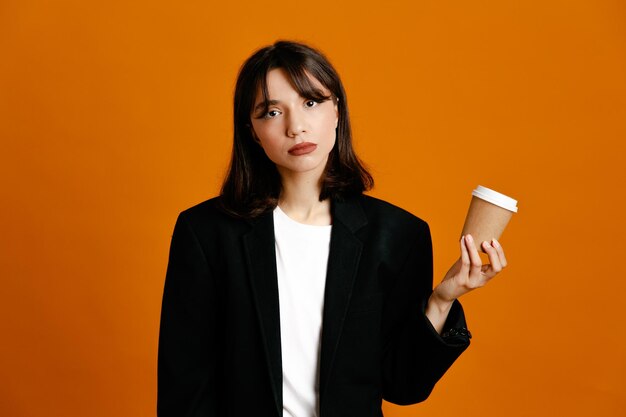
[242,211,283,417]
[318,196,368,404]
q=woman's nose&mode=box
[286,110,307,138]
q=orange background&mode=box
[1,0,625,416]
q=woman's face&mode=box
[249,68,338,180]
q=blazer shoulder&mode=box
[180,196,222,217]
[359,194,429,233]
[176,196,247,231]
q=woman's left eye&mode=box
[305,100,319,108]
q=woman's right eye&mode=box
[263,110,281,119]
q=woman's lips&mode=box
[288,142,317,155]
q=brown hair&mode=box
[218,40,373,218]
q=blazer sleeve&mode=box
[157,211,220,416]
[381,220,471,405]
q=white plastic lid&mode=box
[472,185,518,213]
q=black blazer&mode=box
[157,193,471,417]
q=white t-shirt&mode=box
[273,205,332,417]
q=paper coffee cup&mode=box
[461,186,518,252]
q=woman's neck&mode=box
[277,171,332,226]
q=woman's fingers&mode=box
[492,238,507,267]
[459,235,471,278]
[464,235,483,281]
[454,236,509,296]
[481,241,502,279]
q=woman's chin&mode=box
[276,160,328,177]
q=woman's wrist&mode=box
[428,287,455,315]
[425,288,455,334]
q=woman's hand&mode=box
[433,234,508,304]
[425,234,508,334]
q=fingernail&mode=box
[492,238,500,248]
[466,234,473,242]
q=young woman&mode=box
[157,40,508,417]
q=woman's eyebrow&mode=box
[253,99,280,113]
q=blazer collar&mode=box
[242,195,368,415]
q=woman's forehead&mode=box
[255,68,330,102]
